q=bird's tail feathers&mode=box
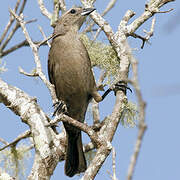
[65,132,87,177]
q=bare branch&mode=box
[0,0,27,50]
[0,40,47,58]
[53,114,104,147]
[84,142,95,153]
[14,0,21,12]
[9,9,57,104]
[126,56,147,180]
[0,171,15,180]
[130,17,156,49]
[112,147,118,180]
[0,40,28,57]
[107,147,118,180]
[19,66,38,77]
[81,141,112,180]
[18,0,27,15]
[92,70,106,124]
[89,10,115,45]
[155,8,173,13]
[0,16,15,45]
[38,26,51,47]
[142,17,155,48]
[37,34,54,47]
[0,78,61,179]
[59,0,66,12]
[51,0,60,27]
[0,138,8,146]
[127,0,174,34]
[0,130,31,151]
[0,0,21,44]
[0,21,20,52]
[0,16,36,53]
[83,0,117,34]
[37,0,52,19]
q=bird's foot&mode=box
[111,81,132,95]
[52,100,67,116]
[101,81,132,100]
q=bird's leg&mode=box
[52,100,67,116]
[101,81,132,101]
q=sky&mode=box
[0,0,180,180]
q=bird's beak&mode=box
[81,8,96,16]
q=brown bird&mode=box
[48,6,131,177]
[48,7,103,177]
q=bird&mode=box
[48,6,131,177]
[48,7,103,177]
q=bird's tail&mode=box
[65,131,87,177]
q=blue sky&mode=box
[0,0,180,180]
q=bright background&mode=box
[0,0,179,180]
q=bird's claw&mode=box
[52,100,67,116]
[111,81,132,95]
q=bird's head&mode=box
[54,7,96,35]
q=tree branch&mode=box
[0,78,63,179]
[126,56,147,180]
[0,171,15,180]
[0,39,47,58]
[83,0,117,35]
[126,0,174,34]
[0,0,27,52]
[130,17,156,49]
[107,147,118,180]
[9,9,57,105]
[0,130,31,151]
[0,0,25,45]
[80,1,174,179]
[37,0,52,19]
[92,70,106,125]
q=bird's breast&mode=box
[49,35,95,106]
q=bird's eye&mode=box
[70,9,76,14]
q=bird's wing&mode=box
[48,48,55,85]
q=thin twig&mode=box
[38,34,54,47]
[92,0,117,41]
[127,0,174,34]
[19,66,38,77]
[18,0,27,15]
[84,142,95,153]
[1,16,36,51]
[0,0,27,49]
[0,138,8,146]
[49,114,106,148]
[83,0,117,34]
[9,9,57,104]
[37,0,52,19]
[130,17,155,49]
[92,70,106,124]
[155,8,173,13]
[126,56,147,180]
[23,144,34,152]
[0,40,47,58]
[14,0,21,12]
[108,147,118,180]
[0,21,20,51]
[0,130,31,151]
[51,0,60,27]
[59,0,66,13]
[38,26,51,47]
[0,0,21,44]
[112,147,118,180]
